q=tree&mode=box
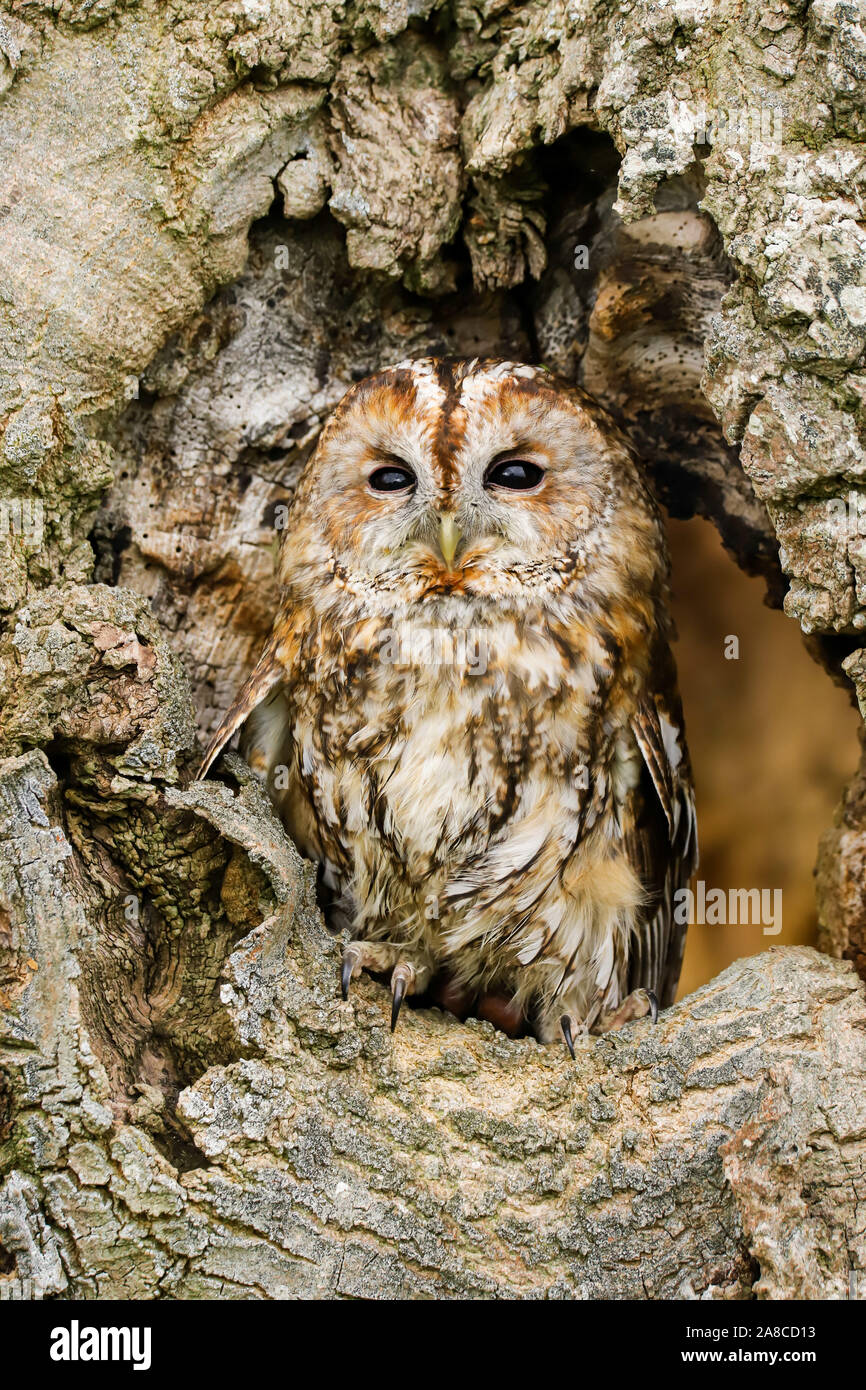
[1,0,865,1299]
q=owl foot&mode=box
[556,990,658,1057]
[595,988,659,1033]
[340,941,432,1031]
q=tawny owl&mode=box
[200,358,696,1053]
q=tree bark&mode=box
[1,0,866,1299]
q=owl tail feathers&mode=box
[196,641,284,780]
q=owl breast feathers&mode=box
[200,357,697,1050]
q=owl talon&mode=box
[647,989,659,1025]
[390,963,415,1032]
[560,1014,576,1059]
[340,944,362,1001]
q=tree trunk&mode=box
[1,0,866,1300]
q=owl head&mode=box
[281,357,664,616]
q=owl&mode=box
[199,358,696,1054]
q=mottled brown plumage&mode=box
[200,358,697,1047]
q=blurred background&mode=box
[668,515,861,996]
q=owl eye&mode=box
[368,465,416,493]
[485,459,545,491]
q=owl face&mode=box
[283,358,659,614]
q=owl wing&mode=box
[625,654,698,1008]
[196,638,284,779]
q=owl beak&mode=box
[436,513,462,569]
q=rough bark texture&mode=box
[2,0,866,1299]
